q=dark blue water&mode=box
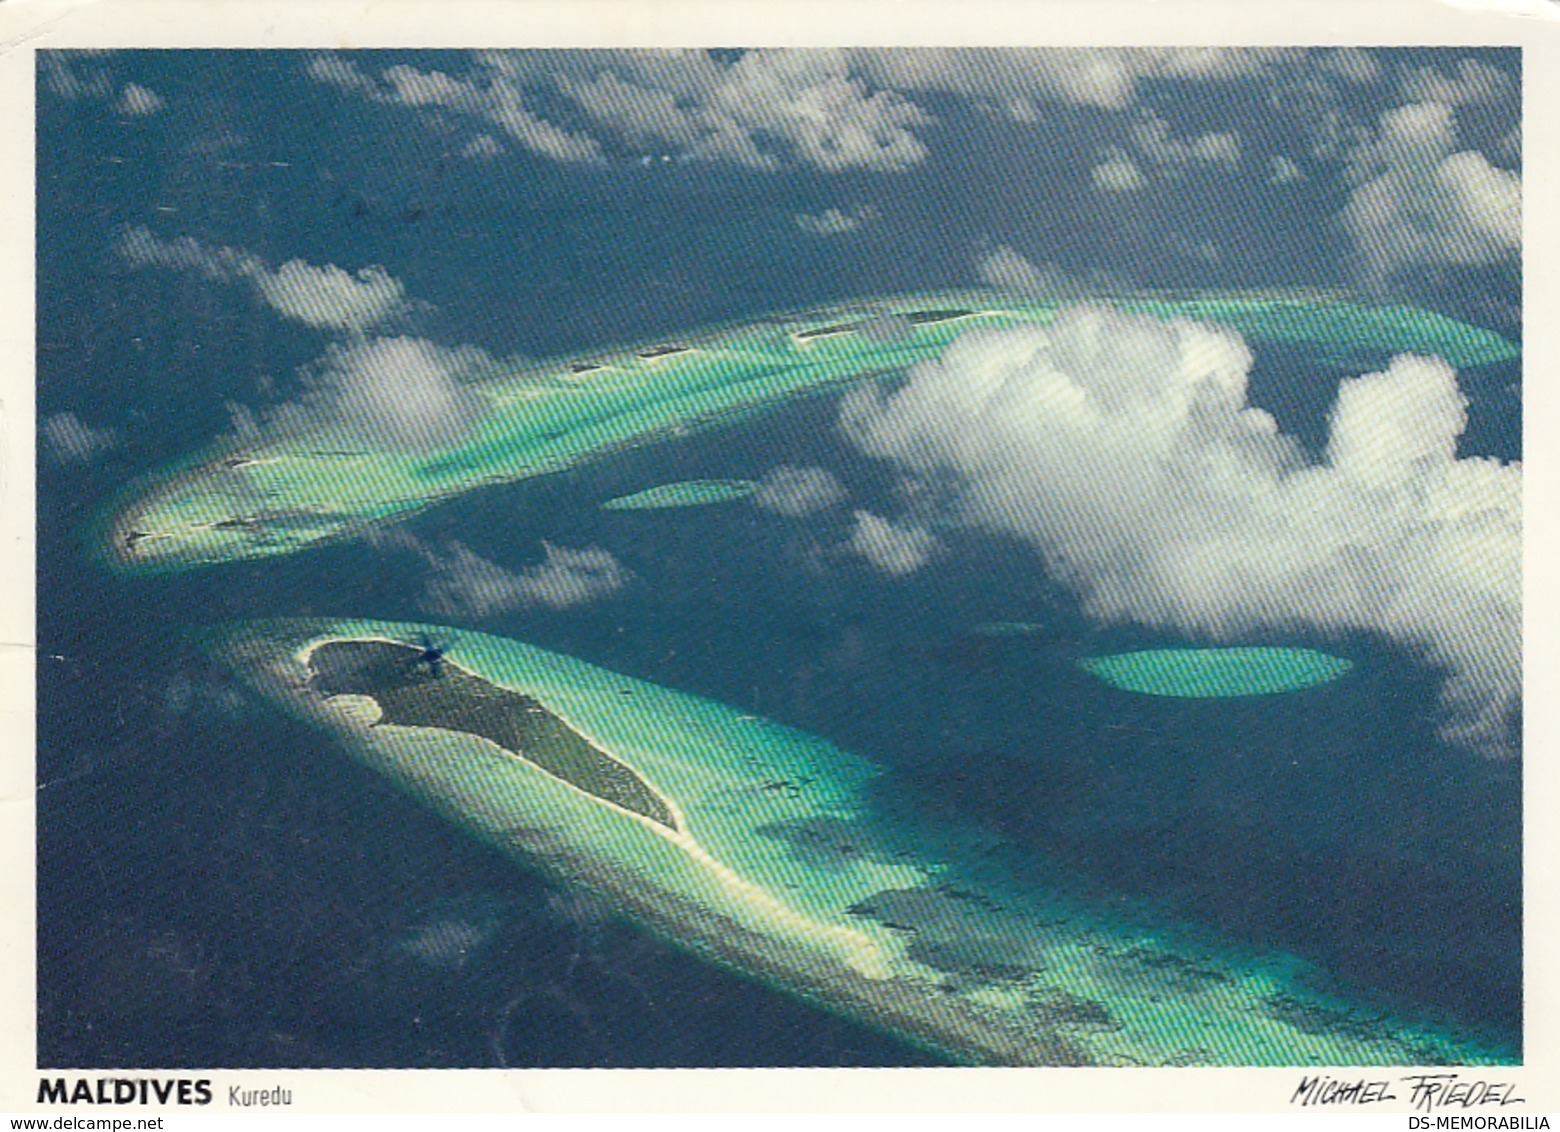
[37,49,1522,1067]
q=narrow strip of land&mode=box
[308,640,679,829]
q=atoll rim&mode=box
[601,478,759,510]
[199,618,1505,1067]
[101,288,1517,576]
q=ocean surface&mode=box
[35,49,1522,1067]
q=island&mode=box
[99,288,1518,575]
[200,617,1511,1067]
[601,479,759,511]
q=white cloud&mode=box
[975,246,1128,297]
[114,225,253,281]
[307,53,605,165]
[1130,111,1240,170]
[848,511,939,576]
[1171,236,1222,264]
[1192,134,1241,164]
[114,226,412,331]
[840,304,1520,756]
[273,336,490,452]
[1269,155,1305,184]
[1319,48,1382,86]
[39,51,115,101]
[295,48,1510,185]
[978,246,1072,296]
[1087,110,1242,192]
[422,540,631,617]
[252,261,410,332]
[854,47,1295,114]
[295,48,1515,193]
[305,53,381,99]
[753,466,848,516]
[560,49,933,172]
[114,233,493,452]
[1399,57,1515,108]
[555,63,763,165]
[461,134,503,159]
[310,49,931,173]
[512,543,632,609]
[1092,150,1145,192]
[43,412,118,463]
[116,83,166,116]
[398,920,490,969]
[41,53,179,119]
[1343,102,1521,290]
[795,204,877,235]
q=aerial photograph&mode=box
[36,47,1521,1069]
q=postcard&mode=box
[4,0,1553,1117]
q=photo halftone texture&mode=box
[37,47,1520,1069]
[204,619,1511,1067]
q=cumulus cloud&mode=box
[1319,48,1383,86]
[39,51,115,102]
[556,49,932,172]
[297,48,1516,192]
[1087,110,1241,193]
[1343,102,1521,291]
[975,246,1128,298]
[271,336,491,451]
[1130,110,1240,170]
[43,411,118,463]
[1269,155,1305,184]
[251,261,409,331]
[41,53,173,116]
[753,466,848,516]
[298,48,1512,188]
[115,83,166,116]
[308,54,605,164]
[1092,150,1145,192]
[420,540,631,617]
[309,49,931,173]
[114,225,248,280]
[979,247,1067,294]
[224,401,263,441]
[114,226,413,331]
[114,231,495,452]
[795,204,878,235]
[462,134,503,159]
[1260,49,1499,166]
[1399,57,1515,108]
[840,304,1520,755]
[854,47,1296,115]
[978,246,1073,296]
[848,511,940,576]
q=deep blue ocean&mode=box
[36,50,1522,1067]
